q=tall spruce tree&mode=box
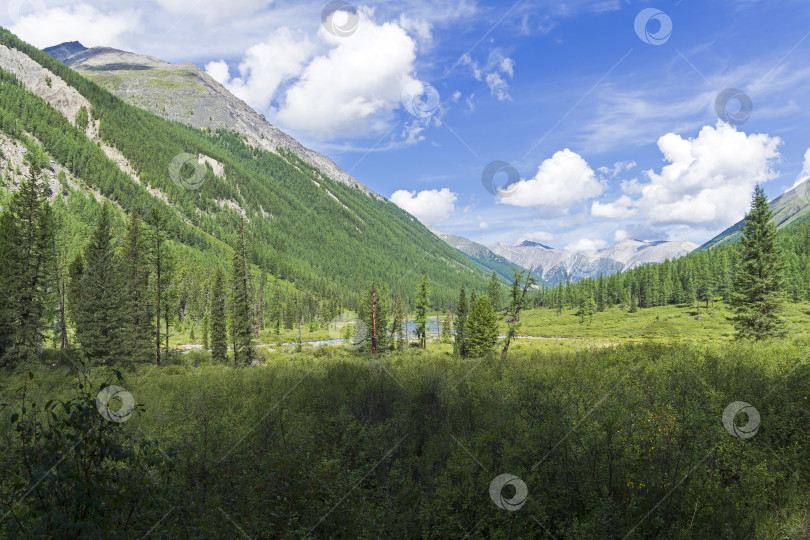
[68,203,122,366]
[210,266,227,362]
[467,296,499,358]
[0,164,54,366]
[415,274,430,349]
[230,219,254,365]
[731,186,786,340]
[453,285,469,358]
[120,212,152,363]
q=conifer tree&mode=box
[441,313,452,343]
[210,266,227,362]
[358,281,389,353]
[731,186,786,340]
[69,203,122,366]
[230,218,253,365]
[467,296,499,358]
[629,293,638,313]
[146,207,169,365]
[202,312,209,350]
[502,269,537,356]
[0,164,54,366]
[453,285,469,358]
[415,274,430,349]
[120,212,152,363]
[390,293,405,350]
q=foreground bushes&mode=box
[1,342,809,538]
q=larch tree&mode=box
[146,207,169,365]
[358,280,389,353]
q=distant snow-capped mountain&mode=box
[488,239,697,284]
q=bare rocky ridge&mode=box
[0,43,91,125]
[46,43,377,197]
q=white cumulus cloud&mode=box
[390,188,457,224]
[205,28,314,113]
[591,195,637,219]
[10,4,141,49]
[790,148,810,189]
[498,149,604,216]
[277,11,419,139]
[637,122,781,228]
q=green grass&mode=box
[507,301,810,345]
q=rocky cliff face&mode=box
[44,42,377,197]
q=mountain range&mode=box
[0,29,492,310]
[486,238,698,285]
[42,42,372,195]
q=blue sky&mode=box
[6,0,810,250]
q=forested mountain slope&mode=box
[0,28,489,313]
[701,178,810,250]
[426,225,541,284]
[43,41,372,195]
